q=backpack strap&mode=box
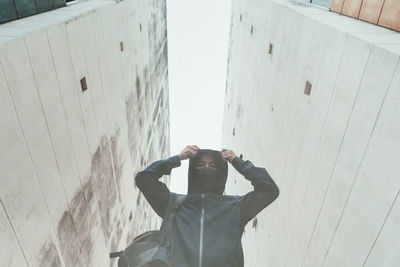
[109,251,123,258]
[109,250,131,264]
[159,193,187,249]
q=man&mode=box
[135,145,279,267]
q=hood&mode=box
[187,149,228,195]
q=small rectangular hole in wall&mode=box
[304,81,312,95]
[139,23,142,32]
[268,43,273,54]
[120,41,124,51]
[80,77,88,92]
[250,25,254,34]
[240,14,242,22]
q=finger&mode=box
[187,147,196,153]
[221,151,230,156]
[187,147,196,154]
[189,148,198,156]
[189,145,198,151]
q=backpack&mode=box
[110,193,187,267]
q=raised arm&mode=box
[232,156,279,226]
[135,145,199,218]
[135,155,181,218]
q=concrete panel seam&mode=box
[0,60,66,267]
[23,34,74,222]
[64,21,97,159]
[289,37,373,266]
[283,22,339,267]
[44,27,88,209]
[321,53,399,267]
[82,14,121,205]
[362,189,400,266]
[22,36,72,267]
[336,57,400,266]
[44,28,90,266]
[0,198,29,266]
[299,33,351,267]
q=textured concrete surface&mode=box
[0,0,170,266]
[223,0,400,266]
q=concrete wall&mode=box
[0,0,170,266]
[223,0,400,266]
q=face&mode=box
[194,154,217,171]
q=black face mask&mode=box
[190,168,221,193]
[187,149,228,195]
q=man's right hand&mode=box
[178,145,199,160]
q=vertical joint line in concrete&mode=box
[44,28,89,267]
[63,23,93,164]
[22,35,73,221]
[22,36,68,267]
[320,46,374,266]
[45,27,88,211]
[87,17,120,207]
[77,19,102,145]
[362,190,400,266]
[0,60,65,266]
[299,34,350,267]
[0,198,30,266]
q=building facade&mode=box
[0,0,170,266]
[223,0,400,266]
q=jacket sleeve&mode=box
[135,154,181,218]
[231,155,280,226]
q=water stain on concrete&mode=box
[252,217,258,229]
[57,211,86,266]
[236,103,243,119]
[136,75,141,100]
[152,89,163,123]
[136,191,141,206]
[52,129,125,266]
[147,127,152,144]
[110,129,124,201]
[125,91,139,159]
[38,238,62,267]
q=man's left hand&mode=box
[221,149,237,163]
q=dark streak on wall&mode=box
[47,129,125,266]
[57,211,86,266]
[38,238,62,267]
[236,103,243,119]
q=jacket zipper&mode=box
[199,193,205,267]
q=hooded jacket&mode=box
[135,149,279,267]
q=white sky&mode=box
[166,0,232,194]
